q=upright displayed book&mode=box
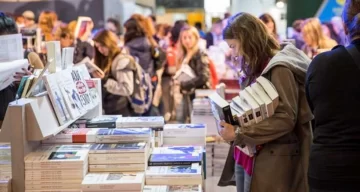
[81,172,145,192]
[149,146,203,166]
[46,41,62,73]
[145,163,202,185]
[43,73,71,125]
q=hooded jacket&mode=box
[125,37,154,76]
[218,43,313,192]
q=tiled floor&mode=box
[205,176,236,192]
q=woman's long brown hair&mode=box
[223,12,280,77]
[38,11,57,41]
[93,29,121,75]
[130,14,158,47]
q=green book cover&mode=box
[16,76,30,98]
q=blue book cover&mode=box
[168,165,198,174]
[152,146,203,155]
[90,143,146,151]
[183,124,205,129]
[97,128,151,136]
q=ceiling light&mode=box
[276,1,285,8]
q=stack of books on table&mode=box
[162,124,206,147]
[24,144,90,191]
[213,142,230,177]
[146,146,203,186]
[191,98,218,137]
[205,142,214,178]
[88,143,150,173]
[143,185,202,192]
[0,178,11,192]
[82,172,145,192]
[0,143,11,179]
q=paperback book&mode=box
[96,128,151,143]
[149,146,203,166]
[42,128,99,144]
[71,64,95,111]
[89,143,147,154]
[70,115,122,128]
[146,164,202,185]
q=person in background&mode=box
[22,10,36,29]
[205,19,223,49]
[15,15,25,29]
[259,13,280,41]
[301,18,337,58]
[67,20,95,64]
[58,27,74,49]
[291,19,305,49]
[38,11,57,41]
[195,22,206,38]
[176,26,210,123]
[148,15,157,40]
[219,12,312,192]
[306,0,360,191]
[0,12,32,127]
[93,29,134,116]
[106,18,121,36]
[154,24,168,44]
[323,22,342,45]
[331,16,347,45]
[162,20,187,122]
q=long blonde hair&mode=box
[177,26,200,69]
[223,12,280,78]
[38,11,58,41]
[302,18,337,49]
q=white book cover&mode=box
[0,33,23,62]
[251,82,275,117]
[232,96,255,125]
[0,59,29,91]
[46,41,62,73]
[81,172,144,191]
[43,73,71,125]
[120,116,165,128]
[143,185,168,192]
[256,76,279,110]
[215,83,226,99]
[168,185,202,192]
[57,69,83,119]
[241,90,263,123]
[71,65,95,110]
[173,64,196,82]
[163,124,206,138]
[61,47,74,70]
[245,86,267,119]
[146,164,201,177]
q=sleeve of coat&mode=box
[180,55,210,91]
[234,66,299,146]
[104,56,134,97]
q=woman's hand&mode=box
[91,70,105,79]
[219,121,236,142]
[13,68,32,82]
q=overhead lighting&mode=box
[276,1,285,8]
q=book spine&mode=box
[253,108,263,123]
[222,106,237,125]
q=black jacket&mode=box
[125,37,154,76]
[306,39,360,191]
[73,39,95,64]
[0,84,17,121]
[180,50,210,93]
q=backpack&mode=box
[151,46,167,71]
[121,53,153,115]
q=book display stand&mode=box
[0,78,102,192]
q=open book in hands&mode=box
[75,57,104,78]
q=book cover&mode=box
[16,76,29,98]
[151,146,203,155]
[208,93,237,133]
[97,128,151,137]
[43,73,71,125]
[61,47,74,70]
[146,164,201,176]
[86,115,121,128]
[71,65,95,111]
[46,41,62,73]
[149,154,202,166]
[120,116,165,128]
[215,83,226,99]
[21,75,34,98]
[89,143,147,154]
[163,124,206,138]
[57,70,83,119]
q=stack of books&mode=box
[0,178,11,192]
[213,142,229,177]
[163,124,206,147]
[205,142,214,178]
[143,185,202,192]
[82,172,145,192]
[191,98,218,137]
[24,144,90,191]
[146,146,203,186]
[88,143,150,173]
[0,144,11,180]
[42,128,99,144]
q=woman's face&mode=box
[95,42,109,56]
[265,21,275,34]
[60,35,73,48]
[225,39,241,58]
[181,31,197,50]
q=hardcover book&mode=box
[45,41,62,73]
[43,73,71,125]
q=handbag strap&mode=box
[346,44,360,70]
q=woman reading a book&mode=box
[175,26,210,123]
[306,1,360,191]
[0,12,32,127]
[218,12,312,192]
[93,29,134,116]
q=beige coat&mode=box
[218,44,313,192]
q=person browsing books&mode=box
[0,12,32,127]
[306,1,360,191]
[93,29,134,116]
[218,12,312,192]
[175,26,210,123]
